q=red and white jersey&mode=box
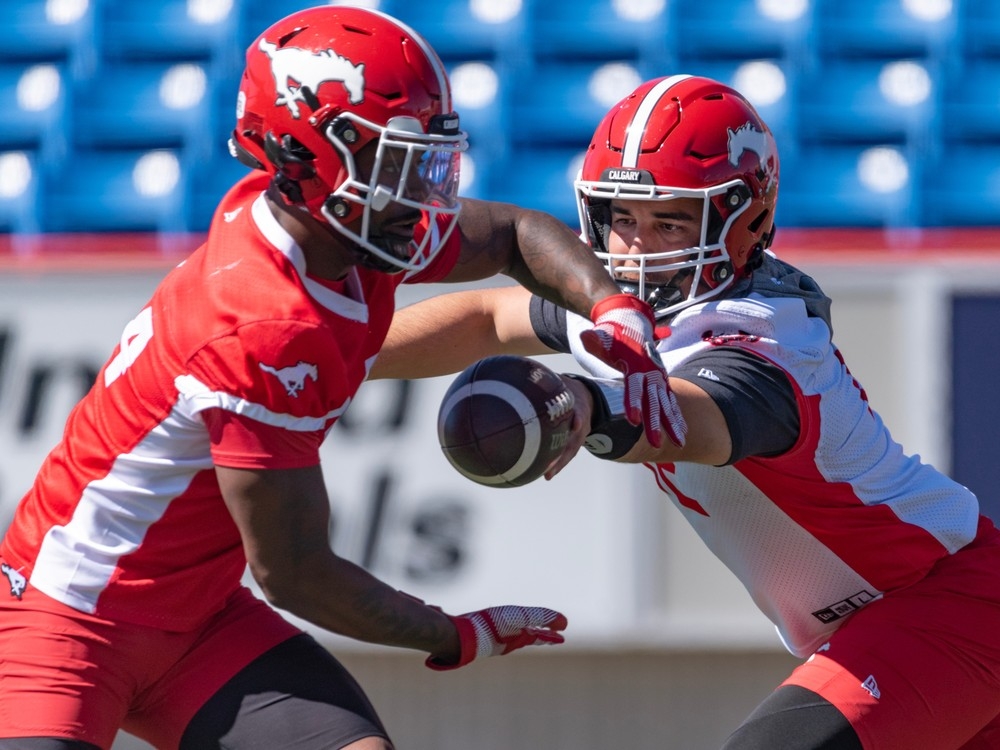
[568,269,982,657]
[0,173,459,630]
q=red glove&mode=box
[426,605,568,671]
[580,293,687,449]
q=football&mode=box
[437,355,575,488]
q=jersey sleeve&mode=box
[671,347,799,464]
[187,320,353,415]
[178,318,353,468]
[202,408,323,469]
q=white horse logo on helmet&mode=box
[259,38,366,119]
[727,122,769,168]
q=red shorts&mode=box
[784,522,1000,750]
[0,584,300,749]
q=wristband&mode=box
[564,374,644,460]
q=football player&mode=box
[372,75,1000,749]
[0,7,678,750]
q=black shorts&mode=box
[179,633,390,750]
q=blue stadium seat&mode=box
[0,0,97,70]
[40,148,190,232]
[777,144,920,227]
[210,67,243,154]
[796,59,938,146]
[940,61,1000,143]
[921,146,1000,226]
[0,62,69,151]
[487,147,586,227]
[366,0,528,63]
[99,0,241,70]
[70,61,216,154]
[532,0,671,67]
[961,0,1000,60]
[0,150,41,233]
[671,0,812,62]
[456,149,495,201]
[186,151,255,232]
[240,0,330,49]
[813,0,957,61]
[447,60,510,155]
[509,61,647,147]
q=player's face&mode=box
[351,139,424,238]
[606,198,706,285]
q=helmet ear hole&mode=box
[712,261,733,284]
[329,117,361,146]
[323,195,351,220]
[725,184,752,209]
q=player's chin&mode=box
[371,233,415,263]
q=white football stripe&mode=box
[439,379,541,486]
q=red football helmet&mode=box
[230,6,467,273]
[574,74,779,320]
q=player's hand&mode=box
[426,605,568,671]
[579,293,687,448]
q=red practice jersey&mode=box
[0,173,459,630]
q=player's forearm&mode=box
[373,293,495,379]
[372,288,548,380]
[259,550,460,660]
[452,199,618,317]
[504,208,621,317]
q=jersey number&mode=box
[104,307,154,387]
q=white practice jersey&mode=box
[566,256,981,657]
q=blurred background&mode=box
[1,0,999,748]
[2,0,1000,232]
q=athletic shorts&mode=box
[0,584,387,750]
[783,520,1000,750]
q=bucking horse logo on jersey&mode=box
[1,562,26,599]
[260,360,319,397]
[259,38,366,119]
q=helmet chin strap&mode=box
[616,265,695,320]
[349,222,418,273]
[647,266,694,309]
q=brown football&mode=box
[437,355,575,488]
